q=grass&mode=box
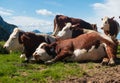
[0,41,120,83]
[0,51,86,83]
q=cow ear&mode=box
[18,32,24,44]
[70,25,76,30]
[111,17,115,20]
[49,42,57,49]
[20,34,30,44]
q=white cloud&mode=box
[6,16,53,32]
[36,9,62,16]
[93,0,120,17]
[0,7,14,16]
[92,0,120,38]
[36,9,55,16]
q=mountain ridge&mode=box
[0,16,17,41]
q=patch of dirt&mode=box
[57,58,120,83]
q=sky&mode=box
[0,0,120,38]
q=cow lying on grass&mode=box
[52,15,97,36]
[4,28,56,62]
[56,22,95,40]
[33,31,117,66]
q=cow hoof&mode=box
[108,62,115,66]
[108,59,115,66]
[101,58,109,66]
[45,60,54,65]
[101,61,108,66]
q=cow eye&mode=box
[105,21,108,24]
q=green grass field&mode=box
[0,41,120,83]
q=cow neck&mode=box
[18,31,25,44]
[45,47,56,58]
[44,35,51,44]
[108,19,118,36]
[45,43,57,58]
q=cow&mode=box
[33,31,117,66]
[56,22,95,40]
[4,28,56,62]
[101,16,120,40]
[52,15,97,36]
[4,28,24,52]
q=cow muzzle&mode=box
[3,45,9,51]
[33,53,41,61]
[101,27,104,29]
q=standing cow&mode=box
[52,15,97,36]
[101,16,120,40]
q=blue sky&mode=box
[0,0,120,38]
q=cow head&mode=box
[56,22,75,39]
[33,42,53,62]
[101,17,115,30]
[4,28,24,51]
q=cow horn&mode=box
[111,17,115,20]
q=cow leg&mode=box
[45,50,72,64]
[101,57,109,66]
[103,45,116,66]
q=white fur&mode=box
[33,42,53,61]
[57,23,72,39]
[20,54,26,58]
[99,33,114,44]
[4,28,24,51]
[83,29,95,34]
[68,44,106,61]
[102,17,110,31]
[88,45,95,52]
[73,49,87,57]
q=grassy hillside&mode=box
[0,41,120,82]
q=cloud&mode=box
[0,7,14,16]
[93,0,120,17]
[92,0,120,38]
[36,9,62,16]
[36,9,55,16]
[6,16,53,32]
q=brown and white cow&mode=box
[52,15,97,36]
[4,28,24,52]
[33,31,117,66]
[101,16,120,40]
[56,22,95,40]
[4,28,56,62]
